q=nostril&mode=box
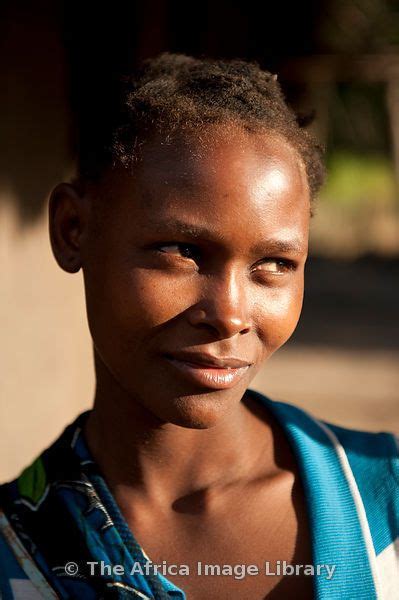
[188,307,252,339]
[240,325,251,335]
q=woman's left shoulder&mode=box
[322,419,399,489]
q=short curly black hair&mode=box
[77,53,325,200]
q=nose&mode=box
[187,270,252,339]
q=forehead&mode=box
[137,125,308,200]
[96,126,310,248]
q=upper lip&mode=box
[164,351,252,369]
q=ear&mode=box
[48,183,89,273]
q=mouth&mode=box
[162,352,252,390]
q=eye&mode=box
[252,258,296,275]
[156,243,199,261]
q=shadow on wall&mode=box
[0,0,326,224]
[0,1,71,222]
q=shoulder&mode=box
[312,415,399,503]
[323,419,399,488]
[0,412,93,597]
[321,420,399,558]
[250,388,399,478]
[251,389,399,563]
[270,391,399,515]
[320,419,399,593]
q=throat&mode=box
[83,391,277,507]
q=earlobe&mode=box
[48,183,87,273]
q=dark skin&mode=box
[49,123,314,599]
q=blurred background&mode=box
[1,0,398,482]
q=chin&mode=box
[155,392,239,429]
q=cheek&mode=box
[121,269,198,328]
[255,280,304,351]
[85,264,197,336]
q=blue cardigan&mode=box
[0,390,398,599]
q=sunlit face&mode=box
[82,125,311,428]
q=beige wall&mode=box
[1,202,93,482]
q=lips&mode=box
[162,351,252,390]
[165,351,251,369]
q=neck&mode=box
[84,362,277,509]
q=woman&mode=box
[0,53,397,599]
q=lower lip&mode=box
[163,356,250,390]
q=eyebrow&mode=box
[145,216,306,254]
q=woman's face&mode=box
[82,126,310,427]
